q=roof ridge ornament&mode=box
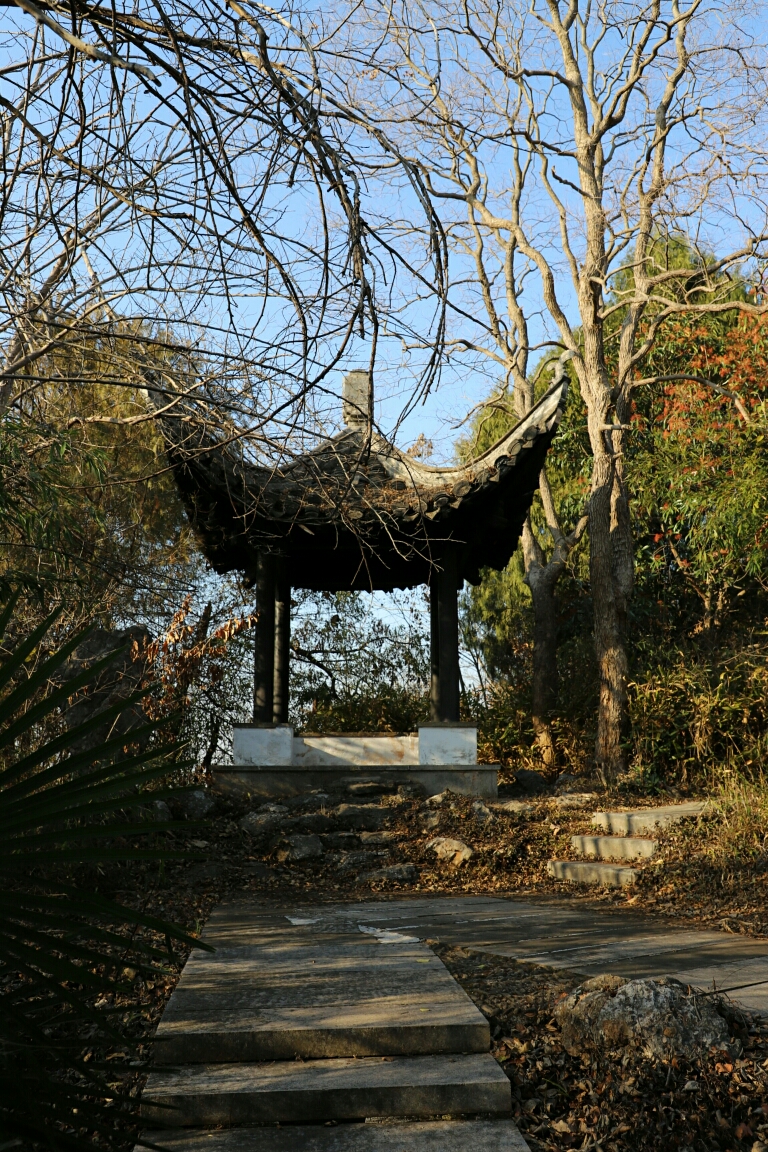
[342,369,371,428]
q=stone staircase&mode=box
[137,904,529,1151]
[548,801,707,888]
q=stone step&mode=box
[138,1119,530,1151]
[141,1053,512,1127]
[154,939,489,1063]
[571,834,658,860]
[215,764,498,801]
[547,860,640,887]
[591,801,706,836]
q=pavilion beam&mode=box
[430,549,460,723]
[273,559,291,724]
[253,553,276,723]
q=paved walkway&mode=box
[274,894,768,1015]
[138,893,768,1151]
[140,899,531,1150]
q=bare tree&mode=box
[0,0,447,457]
[327,0,768,777]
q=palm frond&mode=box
[0,598,211,1151]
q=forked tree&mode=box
[328,0,768,776]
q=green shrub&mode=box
[629,648,768,787]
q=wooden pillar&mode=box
[429,548,460,723]
[273,559,291,724]
[429,571,441,722]
[253,553,276,723]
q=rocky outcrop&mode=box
[555,974,740,1060]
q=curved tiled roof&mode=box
[161,367,569,591]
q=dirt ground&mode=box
[98,782,768,1151]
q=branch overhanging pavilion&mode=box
[161,363,569,797]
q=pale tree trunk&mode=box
[588,450,633,781]
[350,0,736,780]
[522,524,560,768]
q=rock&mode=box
[362,863,417,882]
[513,768,549,795]
[422,812,441,832]
[240,811,285,835]
[322,831,362,849]
[168,789,219,821]
[334,850,385,873]
[333,804,387,831]
[130,799,173,823]
[552,792,599,810]
[493,799,533,815]
[277,833,324,862]
[471,800,494,824]
[555,772,578,789]
[427,836,474,867]
[555,974,739,1060]
[345,780,396,797]
[359,830,399,844]
[426,791,449,806]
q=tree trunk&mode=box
[527,560,559,769]
[521,469,589,772]
[589,453,633,782]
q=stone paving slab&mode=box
[517,930,729,967]
[154,940,489,1062]
[141,1053,512,1126]
[138,1119,530,1151]
[571,834,658,860]
[249,896,768,1015]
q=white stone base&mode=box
[233,724,293,766]
[293,733,419,767]
[231,725,477,768]
[418,724,477,765]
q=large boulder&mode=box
[130,799,173,823]
[555,974,739,1060]
[168,789,219,820]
